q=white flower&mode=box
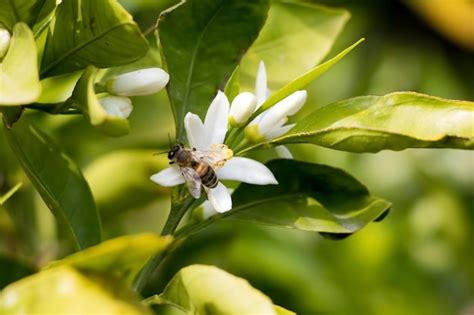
[227,61,307,148]
[99,95,133,118]
[245,90,307,142]
[0,27,11,58]
[229,92,256,126]
[106,68,169,96]
[150,91,278,213]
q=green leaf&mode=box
[41,0,148,77]
[36,71,83,104]
[71,66,130,136]
[0,266,152,314]
[159,0,269,139]
[2,117,102,249]
[0,182,22,205]
[259,38,365,111]
[46,233,172,285]
[224,66,240,102]
[0,0,56,31]
[240,1,350,89]
[0,255,35,289]
[227,159,391,237]
[273,92,474,152]
[0,23,41,105]
[148,264,292,315]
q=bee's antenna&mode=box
[152,150,169,156]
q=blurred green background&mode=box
[1,0,473,314]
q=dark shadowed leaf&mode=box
[273,92,474,152]
[158,0,269,139]
[2,117,101,249]
[0,255,35,289]
[41,0,148,77]
[0,0,56,31]
[227,159,391,237]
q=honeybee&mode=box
[167,143,233,198]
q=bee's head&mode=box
[168,144,181,161]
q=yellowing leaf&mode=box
[0,267,152,315]
[0,23,41,105]
[46,233,173,285]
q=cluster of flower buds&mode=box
[99,68,169,119]
[228,62,307,143]
[0,26,11,59]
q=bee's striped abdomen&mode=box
[193,162,218,188]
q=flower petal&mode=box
[216,157,278,185]
[185,113,207,150]
[150,166,184,186]
[204,91,229,145]
[206,182,232,213]
[265,123,295,140]
[255,61,267,108]
[275,145,293,159]
[229,92,256,126]
[99,95,133,118]
[107,68,169,96]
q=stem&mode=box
[133,194,198,293]
[161,195,196,236]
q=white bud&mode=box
[229,92,257,126]
[255,61,267,107]
[99,95,133,119]
[106,68,169,96]
[0,28,11,59]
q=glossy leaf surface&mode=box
[273,92,474,152]
[0,23,41,105]
[0,267,151,314]
[41,0,148,76]
[46,233,172,285]
[2,117,101,249]
[0,0,55,31]
[227,159,391,236]
[151,264,293,314]
[159,0,269,139]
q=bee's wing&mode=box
[192,144,233,168]
[180,167,202,198]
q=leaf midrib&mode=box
[41,22,134,76]
[178,1,227,137]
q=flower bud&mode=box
[0,27,11,59]
[229,92,257,126]
[106,68,169,96]
[99,95,133,119]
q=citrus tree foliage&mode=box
[0,0,472,314]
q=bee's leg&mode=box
[169,161,175,165]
